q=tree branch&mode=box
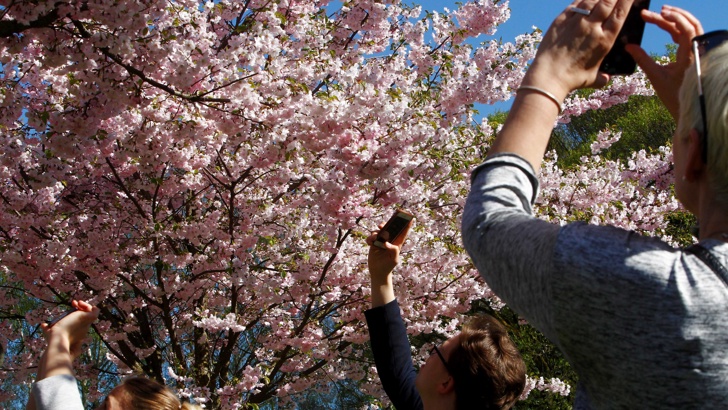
[104,157,149,220]
[70,20,230,104]
[0,8,60,38]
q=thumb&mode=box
[593,72,611,89]
[625,44,657,74]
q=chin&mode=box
[414,375,424,393]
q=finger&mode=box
[75,300,92,312]
[640,9,680,43]
[74,300,100,318]
[569,0,599,13]
[662,5,704,35]
[382,240,399,252]
[593,72,611,88]
[625,44,658,73]
[366,232,378,246]
[661,8,702,66]
[599,0,635,35]
[366,223,385,246]
[584,0,618,21]
[662,8,702,38]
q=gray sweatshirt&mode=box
[462,154,728,409]
[32,375,83,410]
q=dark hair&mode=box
[447,315,526,410]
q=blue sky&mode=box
[413,0,725,114]
[417,1,724,54]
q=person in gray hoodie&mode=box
[462,2,728,409]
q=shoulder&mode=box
[32,375,84,410]
[548,224,683,327]
[554,222,677,279]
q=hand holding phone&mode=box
[600,0,651,75]
[367,210,415,291]
[42,300,100,359]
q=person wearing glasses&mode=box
[364,219,526,410]
[462,0,728,408]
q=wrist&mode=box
[521,63,572,101]
[370,274,395,308]
[516,86,564,113]
[37,334,74,381]
[46,333,72,356]
[370,273,393,287]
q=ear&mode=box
[684,128,706,181]
[437,375,456,395]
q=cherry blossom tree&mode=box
[0,0,673,408]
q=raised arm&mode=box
[27,300,99,410]
[364,219,423,410]
[490,0,635,172]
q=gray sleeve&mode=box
[461,154,561,342]
[32,375,84,410]
[461,154,680,344]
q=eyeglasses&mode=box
[429,344,453,375]
[691,30,728,162]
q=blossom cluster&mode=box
[538,129,678,238]
[520,376,573,399]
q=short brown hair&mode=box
[448,315,526,410]
[114,376,202,410]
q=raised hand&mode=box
[42,300,100,360]
[366,219,413,307]
[626,6,704,120]
[524,0,637,97]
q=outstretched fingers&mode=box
[625,6,705,120]
[663,5,703,37]
[645,6,703,45]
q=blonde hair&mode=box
[115,377,202,410]
[678,41,728,203]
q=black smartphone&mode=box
[599,0,651,75]
[374,209,414,248]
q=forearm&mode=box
[462,155,559,331]
[26,337,74,410]
[37,337,75,380]
[364,300,422,410]
[488,70,567,173]
[370,275,396,308]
